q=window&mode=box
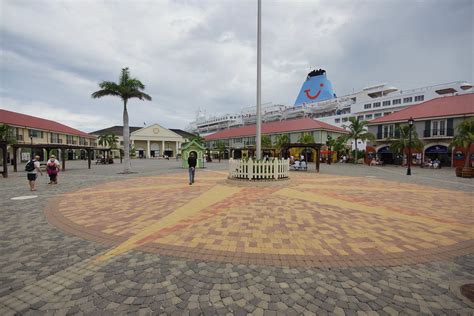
[357,115,364,121]
[415,95,424,102]
[432,120,446,136]
[51,133,60,143]
[233,138,242,143]
[29,129,43,138]
[373,102,381,108]
[334,118,340,123]
[374,113,382,118]
[79,137,86,145]
[382,100,391,106]
[364,104,371,109]
[383,124,395,138]
[66,135,74,144]
[393,99,401,105]
[342,117,348,122]
[403,97,413,103]
[384,112,392,116]
[365,114,373,120]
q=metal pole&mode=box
[407,126,412,175]
[256,0,262,160]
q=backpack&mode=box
[25,160,35,172]
[47,161,58,174]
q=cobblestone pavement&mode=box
[1,160,473,315]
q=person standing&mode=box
[26,155,43,191]
[187,153,197,185]
[46,155,61,184]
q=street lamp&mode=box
[30,135,33,158]
[407,117,414,175]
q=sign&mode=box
[454,151,464,160]
[425,145,448,154]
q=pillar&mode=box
[87,149,91,169]
[147,140,150,158]
[13,146,18,172]
[175,141,179,157]
[162,140,165,156]
[1,143,8,178]
[61,148,66,171]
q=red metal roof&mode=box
[0,109,93,137]
[204,118,347,141]
[369,93,474,124]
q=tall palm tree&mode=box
[389,124,423,164]
[450,118,474,168]
[92,68,152,173]
[346,117,375,163]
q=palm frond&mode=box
[91,89,121,99]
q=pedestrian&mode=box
[188,153,197,185]
[46,155,61,184]
[25,155,43,191]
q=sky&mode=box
[1,0,472,132]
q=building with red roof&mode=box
[366,94,474,167]
[0,108,97,164]
[203,118,348,160]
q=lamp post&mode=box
[30,135,33,158]
[407,117,414,175]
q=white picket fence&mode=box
[228,158,289,180]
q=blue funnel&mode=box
[294,69,336,106]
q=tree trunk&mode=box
[464,145,471,168]
[123,99,131,173]
[354,138,358,163]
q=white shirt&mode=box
[28,160,41,174]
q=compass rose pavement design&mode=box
[45,171,473,268]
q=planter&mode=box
[461,167,473,178]
[455,167,462,177]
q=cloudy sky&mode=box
[1,0,472,132]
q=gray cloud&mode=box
[1,0,472,132]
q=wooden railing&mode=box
[229,158,289,180]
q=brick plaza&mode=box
[1,160,473,315]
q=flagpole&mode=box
[256,0,262,160]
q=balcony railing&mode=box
[423,129,453,138]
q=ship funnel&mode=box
[294,69,336,106]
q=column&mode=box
[147,140,150,158]
[175,141,179,157]
[161,140,165,157]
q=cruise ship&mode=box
[186,70,472,135]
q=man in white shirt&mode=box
[26,155,43,191]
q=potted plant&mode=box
[450,118,474,178]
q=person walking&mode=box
[26,155,43,191]
[188,153,197,185]
[46,155,61,184]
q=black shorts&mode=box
[27,173,37,181]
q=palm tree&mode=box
[389,124,423,164]
[450,118,474,168]
[0,124,16,143]
[275,134,290,158]
[328,135,349,160]
[346,117,375,163]
[261,135,272,149]
[298,132,314,144]
[298,133,315,162]
[92,68,152,173]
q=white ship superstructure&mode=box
[186,72,472,135]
